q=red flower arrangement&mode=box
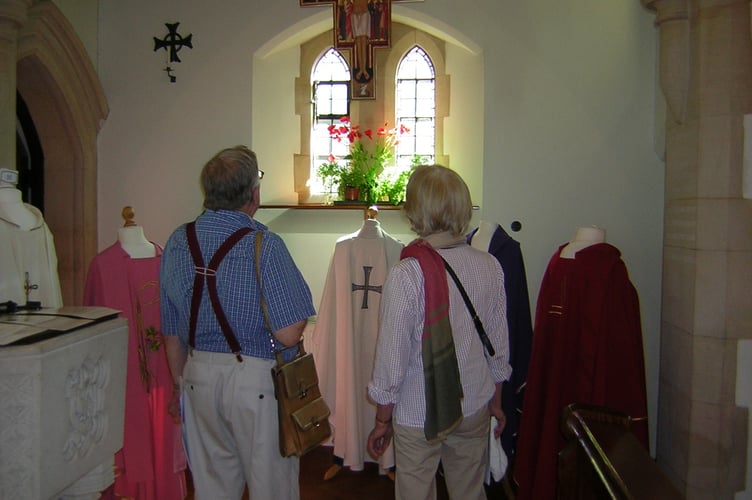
[318,116,410,204]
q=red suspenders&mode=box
[185,221,252,362]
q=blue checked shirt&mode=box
[160,210,315,359]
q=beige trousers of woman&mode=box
[393,406,490,500]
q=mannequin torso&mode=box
[0,187,39,231]
[471,220,499,251]
[118,225,156,259]
[560,226,606,259]
[356,218,381,238]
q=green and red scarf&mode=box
[401,238,464,442]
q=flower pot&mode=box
[344,186,360,201]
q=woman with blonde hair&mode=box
[367,164,511,499]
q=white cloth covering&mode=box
[312,219,403,472]
[0,202,62,307]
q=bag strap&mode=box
[186,221,252,362]
[253,231,304,365]
[253,231,272,340]
[441,257,496,357]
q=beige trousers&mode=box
[182,350,299,500]
[393,406,490,500]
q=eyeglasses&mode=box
[258,170,265,180]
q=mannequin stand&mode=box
[118,206,156,259]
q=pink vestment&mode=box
[84,242,186,500]
[312,219,403,472]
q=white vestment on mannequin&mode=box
[312,219,403,472]
[0,200,63,308]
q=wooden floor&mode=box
[299,446,398,500]
[186,445,513,499]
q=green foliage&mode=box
[375,169,411,205]
[317,161,343,194]
[375,155,429,205]
[317,151,381,202]
[410,154,430,168]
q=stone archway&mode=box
[14,0,108,306]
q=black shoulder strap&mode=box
[186,221,253,362]
[441,258,496,357]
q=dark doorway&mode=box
[16,91,44,212]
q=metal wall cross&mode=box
[153,22,193,82]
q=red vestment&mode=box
[513,243,648,500]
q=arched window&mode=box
[310,48,350,194]
[293,23,449,203]
[395,46,435,168]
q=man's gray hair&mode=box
[201,145,259,210]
